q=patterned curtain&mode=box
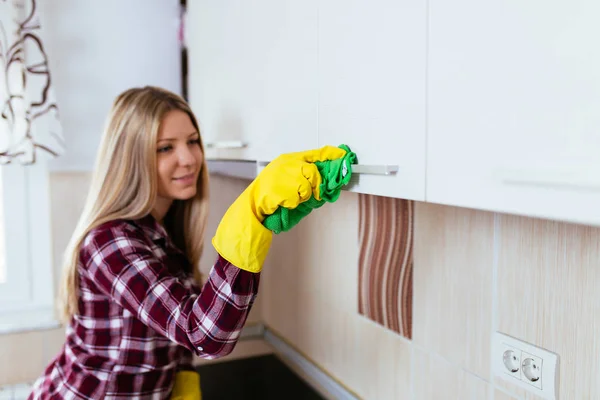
[0,0,64,164]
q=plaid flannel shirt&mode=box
[29,215,260,399]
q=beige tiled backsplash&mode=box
[263,192,600,399]
[497,216,600,399]
[413,203,494,381]
[494,389,520,400]
[3,172,600,399]
[413,347,490,400]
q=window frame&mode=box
[0,158,58,333]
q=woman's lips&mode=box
[173,173,196,185]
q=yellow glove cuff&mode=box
[212,190,273,273]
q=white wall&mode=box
[38,0,183,171]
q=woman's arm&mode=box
[82,224,259,359]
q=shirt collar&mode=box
[132,214,169,243]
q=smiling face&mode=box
[153,110,204,220]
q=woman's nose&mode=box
[177,146,196,166]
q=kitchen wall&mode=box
[261,186,600,400]
[39,0,182,172]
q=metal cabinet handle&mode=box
[204,140,247,149]
[257,161,398,176]
[495,168,600,191]
[351,164,399,175]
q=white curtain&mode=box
[0,0,64,164]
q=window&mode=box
[0,159,57,333]
[0,0,64,333]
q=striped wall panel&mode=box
[358,194,414,339]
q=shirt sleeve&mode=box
[81,224,260,359]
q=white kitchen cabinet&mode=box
[317,0,427,200]
[428,0,600,226]
[186,0,319,162]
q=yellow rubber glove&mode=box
[212,145,347,273]
[170,371,201,400]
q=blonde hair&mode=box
[57,86,209,322]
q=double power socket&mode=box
[493,332,559,399]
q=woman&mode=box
[29,86,346,399]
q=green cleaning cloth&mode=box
[262,144,357,234]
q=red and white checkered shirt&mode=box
[29,215,260,399]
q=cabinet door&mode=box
[428,0,600,226]
[317,0,427,200]
[186,1,319,162]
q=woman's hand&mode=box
[212,145,348,273]
[249,145,347,220]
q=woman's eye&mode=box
[157,145,172,153]
[188,138,201,145]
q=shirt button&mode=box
[197,346,203,351]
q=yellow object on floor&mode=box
[170,371,201,400]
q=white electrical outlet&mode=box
[501,342,521,379]
[492,332,559,399]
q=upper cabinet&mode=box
[189,1,600,227]
[427,0,600,226]
[317,0,427,200]
[186,0,319,162]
